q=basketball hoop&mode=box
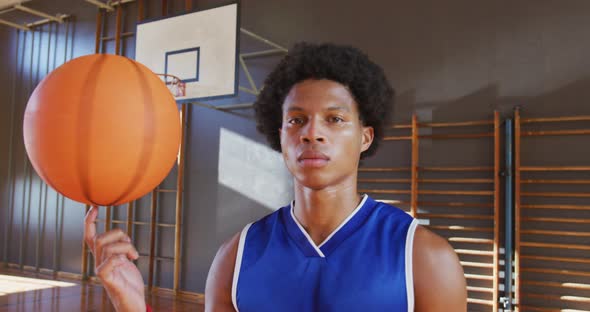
[156,73,186,97]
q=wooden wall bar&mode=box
[515,108,590,311]
[359,112,501,311]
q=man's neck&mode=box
[292,179,362,246]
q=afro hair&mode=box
[254,42,395,159]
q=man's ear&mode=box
[361,126,374,153]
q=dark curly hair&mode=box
[254,42,395,159]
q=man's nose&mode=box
[300,119,326,143]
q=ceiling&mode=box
[0,0,30,10]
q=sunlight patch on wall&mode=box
[218,128,293,210]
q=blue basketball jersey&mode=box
[231,195,419,312]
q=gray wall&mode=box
[1,0,590,310]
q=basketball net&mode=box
[156,73,186,98]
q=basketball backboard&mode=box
[135,2,239,102]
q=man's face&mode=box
[279,79,374,190]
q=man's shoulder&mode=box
[413,225,455,257]
[412,225,467,311]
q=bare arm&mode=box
[413,226,467,312]
[204,232,240,312]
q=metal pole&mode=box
[0,18,30,31]
[94,9,103,54]
[52,21,58,71]
[493,111,500,312]
[126,201,133,236]
[40,181,48,268]
[239,56,258,94]
[410,114,419,217]
[174,104,188,292]
[54,21,70,274]
[68,20,74,62]
[115,4,122,55]
[514,109,521,312]
[0,7,17,15]
[241,49,285,59]
[10,32,27,268]
[217,103,255,111]
[82,204,90,279]
[25,14,69,29]
[3,29,22,266]
[240,28,288,52]
[63,20,69,64]
[39,23,54,272]
[52,22,60,274]
[14,4,63,23]
[35,179,45,271]
[238,86,258,96]
[26,20,43,269]
[148,189,157,288]
[56,193,65,272]
[503,118,514,311]
[191,101,254,111]
[53,193,60,275]
[53,192,60,273]
[85,0,114,11]
[20,30,36,270]
[105,206,112,232]
[34,23,50,272]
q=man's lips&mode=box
[297,151,330,167]
[297,151,330,161]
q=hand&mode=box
[84,206,146,312]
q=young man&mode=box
[205,43,467,311]
[84,43,466,312]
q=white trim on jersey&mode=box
[318,194,368,248]
[290,202,326,258]
[405,218,419,312]
[232,222,253,312]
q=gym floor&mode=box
[0,267,205,311]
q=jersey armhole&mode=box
[405,218,419,312]
[231,223,253,312]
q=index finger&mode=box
[84,205,99,252]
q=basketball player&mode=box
[84,43,467,312]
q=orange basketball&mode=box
[23,54,181,206]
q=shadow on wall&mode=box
[394,77,590,125]
[380,78,590,174]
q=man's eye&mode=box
[288,118,304,125]
[329,116,344,123]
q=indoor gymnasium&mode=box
[1,1,590,311]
